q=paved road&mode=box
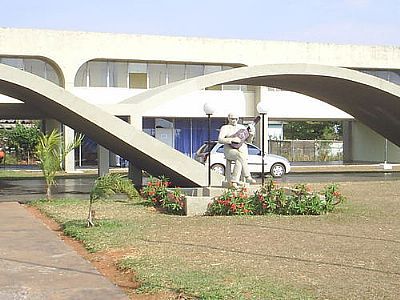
[0,178,93,202]
[2,172,400,202]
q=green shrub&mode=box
[207,180,345,216]
[140,176,185,215]
[206,187,253,215]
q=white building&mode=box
[1,27,400,171]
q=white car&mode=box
[195,142,291,178]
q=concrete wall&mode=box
[351,121,400,163]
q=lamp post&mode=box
[257,101,268,186]
[203,102,216,186]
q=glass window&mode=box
[23,59,46,77]
[128,62,147,89]
[128,62,147,73]
[186,64,204,79]
[45,63,61,85]
[248,145,261,156]
[388,71,400,85]
[1,57,61,86]
[75,63,88,87]
[109,61,128,88]
[88,61,108,87]
[148,63,167,88]
[204,65,222,90]
[142,117,155,137]
[223,84,240,90]
[167,64,185,83]
[1,57,24,69]
[241,85,257,92]
[222,66,233,71]
[216,145,225,153]
[204,65,222,74]
[174,118,191,156]
[129,73,147,89]
[221,66,240,90]
[206,85,222,90]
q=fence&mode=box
[269,140,343,162]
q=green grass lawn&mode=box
[0,169,43,178]
[0,169,100,180]
[29,180,400,299]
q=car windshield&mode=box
[215,144,261,155]
[198,142,217,154]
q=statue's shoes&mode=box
[230,181,241,188]
[245,177,257,184]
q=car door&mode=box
[247,144,262,173]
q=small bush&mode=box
[140,176,185,215]
[206,187,253,216]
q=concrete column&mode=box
[342,120,353,163]
[97,145,110,177]
[64,125,75,172]
[128,114,143,188]
[128,162,143,189]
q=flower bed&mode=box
[207,181,344,216]
[140,176,186,215]
[141,176,345,216]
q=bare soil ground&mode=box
[26,180,400,299]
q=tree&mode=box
[87,173,138,227]
[283,121,343,140]
[3,123,41,163]
[36,129,83,200]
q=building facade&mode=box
[1,28,400,169]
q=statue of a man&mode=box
[218,112,256,185]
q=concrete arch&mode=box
[0,63,222,187]
[2,62,400,186]
[122,63,400,147]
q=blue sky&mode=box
[1,0,399,46]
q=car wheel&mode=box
[270,163,285,178]
[211,163,225,175]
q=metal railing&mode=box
[269,139,343,162]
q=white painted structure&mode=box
[1,28,400,169]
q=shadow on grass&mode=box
[236,223,400,244]
[139,238,400,276]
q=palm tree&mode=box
[36,129,83,200]
[87,173,138,227]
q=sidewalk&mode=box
[0,202,128,300]
[291,162,400,173]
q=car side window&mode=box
[248,145,261,155]
[216,145,224,153]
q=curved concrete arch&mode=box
[0,63,223,187]
[122,63,400,146]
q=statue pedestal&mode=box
[222,181,250,189]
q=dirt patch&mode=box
[24,205,179,300]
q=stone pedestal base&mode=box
[222,181,250,188]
